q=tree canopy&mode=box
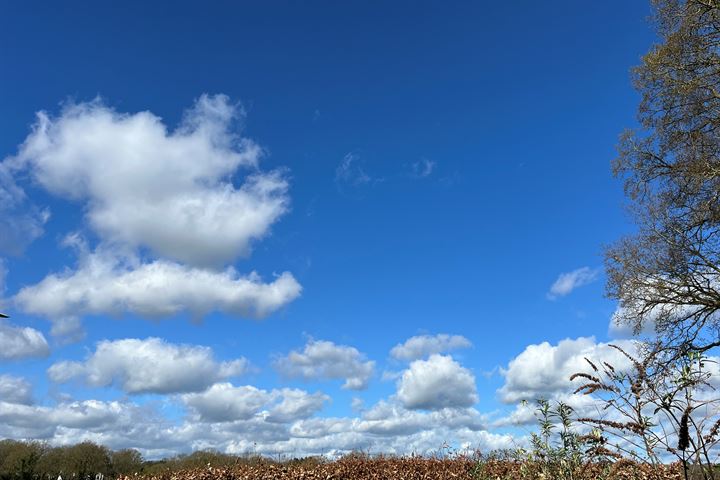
[608,0,720,355]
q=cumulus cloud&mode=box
[493,336,720,453]
[182,383,328,423]
[0,376,510,459]
[390,334,472,361]
[265,388,330,424]
[279,402,496,457]
[396,354,478,410]
[498,336,636,403]
[288,403,481,442]
[0,400,115,435]
[12,95,288,267]
[14,248,301,336]
[0,375,33,405]
[0,397,179,455]
[274,339,375,390]
[182,384,271,422]
[547,267,600,299]
[1,394,505,459]
[5,95,301,336]
[48,338,249,394]
[492,393,604,428]
[358,400,485,436]
[0,319,50,360]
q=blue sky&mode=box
[0,1,656,458]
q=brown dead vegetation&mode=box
[120,456,688,480]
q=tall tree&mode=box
[608,0,720,355]
[111,449,144,476]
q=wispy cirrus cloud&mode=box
[335,153,381,188]
[410,158,435,178]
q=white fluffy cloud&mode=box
[492,392,605,427]
[396,354,478,410]
[12,95,287,267]
[182,383,329,423]
[498,336,636,403]
[5,95,302,337]
[0,400,116,436]
[265,388,330,424]
[0,375,33,405]
[0,370,511,459]
[182,384,272,422]
[0,319,50,360]
[390,334,472,361]
[274,339,375,390]
[0,393,511,459]
[357,400,485,436]
[278,402,498,457]
[0,397,180,456]
[14,248,301,333]
[547,267,600,299]
[48,338,249,394]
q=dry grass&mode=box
[120,455,688,480]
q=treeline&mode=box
[0,440,141,479]
[0,440,279,479]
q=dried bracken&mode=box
[577,418,646,436]
[585,357,600,373]
[573,381,618,395]
[703,417,720,443]
[569,372,602,384]
[114,456,686,480]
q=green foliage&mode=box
[0,440,46,480]
[0,440,331,478]
[110,449,144,476]
[522,399,613,480]
[528,399,586,480]
[574,344,720,480]
[0,440,143,479]
[472,399,614,480]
